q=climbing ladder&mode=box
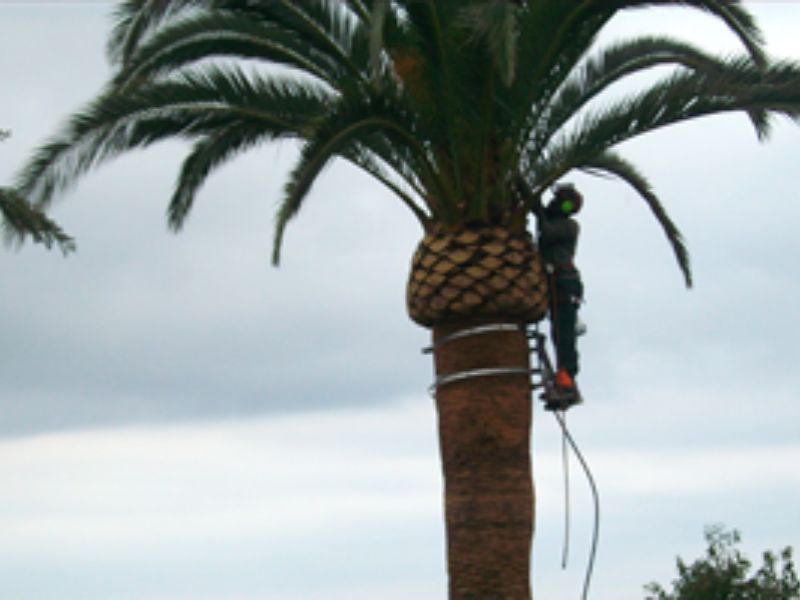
[528,324,583,412]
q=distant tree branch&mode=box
[645,525,799,600]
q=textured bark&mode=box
[408,226,547,327]
[432,319,534,600]
[408,224,544,598]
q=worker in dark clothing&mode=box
[533,183,584,400]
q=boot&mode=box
[554,368,575,390]
[542,368,582,411]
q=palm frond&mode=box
[528,59,800,195]
[16,66,331,208]
[0,187,75,254]
[350,131,427,200]
[342,145,430,226]
[581,151,692,287]
[114,12,344,90]
[108,0,203,66]
[615,0,766,67]
[534,36,754,154]
[254,0,369,84]
[110,1,371,82]
[272,89,443,265]
[393,1,466,198]
[368,0,390,82]
[515,3,614,152]
[458,1,521,87]
[168,123,278,231]
[343,0,370,23]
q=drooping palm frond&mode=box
[340,144,430,224]
[2,130,73,253]
[108,0,204,67]
[113,13,342,90]
[342,0,370,24]
[580,150,691,287]
[273,83,443,263]
[0,187,75,254]
[533,36,760,154]
[240,0,370,84]
[17,66,333,208]
[527,59,800,198]
[614,0,766,67]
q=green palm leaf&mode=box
[581,151,691,287]
[534,37,758,152]
[617,0,766,67]
[273,87,441,264]
[114,13,342,89]
[528,60,800,197]
[0,187,75,253]
[17,66,333,208]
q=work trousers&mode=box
[549,269,583,378]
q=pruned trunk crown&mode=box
[407,226,548,327]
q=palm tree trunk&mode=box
[432,319,533,600]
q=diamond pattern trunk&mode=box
[407,226,547,327]
[408,226,547,599]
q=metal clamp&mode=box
[428,367,535,396]
[422,322,541,396]
[421,322,524,354]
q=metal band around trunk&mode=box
[421,323,524,354]
[428,367,534,396]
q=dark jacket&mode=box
[537,210,579,270]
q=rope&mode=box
[561,413,571,570]
[423,321,600,599]
[553,410,600,600]
[526,325,598,599]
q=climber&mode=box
[532,183,584,403]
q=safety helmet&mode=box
[552,183,583,216]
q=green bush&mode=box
[645,525,799,600]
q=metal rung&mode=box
[422,323,524,354]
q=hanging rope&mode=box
[552,409,600,600]
[526,324,600,600]
[561,413,571,570]
[422,322,599,599]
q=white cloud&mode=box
[0,400,448,598]
[595,444,800,496]
[1,401,797,596]
[0,400,440,538]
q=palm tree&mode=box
[13,2,800,597]
[1,130,74,253]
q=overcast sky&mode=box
[1,3,799,600]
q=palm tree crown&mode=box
[14,0,800,286]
